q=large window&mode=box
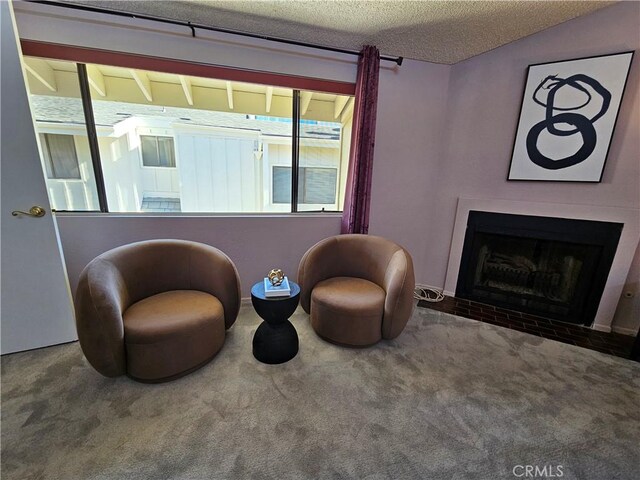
[23,52,354,214]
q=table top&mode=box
[251,280,300,301]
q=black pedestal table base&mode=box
[250,280,301,365]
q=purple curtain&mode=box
[341,45,380,234]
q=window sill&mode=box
[53,211,343,219]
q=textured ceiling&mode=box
[66,0,614,64]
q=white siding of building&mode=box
[36,126,100,212]
[265,141,343,211]
[36,118,345,213]
[99,134,144,212]
[174,126,260,212]
[135,125,180,201]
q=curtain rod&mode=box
[30,0,404,66]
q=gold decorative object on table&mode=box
[268,268,285,286]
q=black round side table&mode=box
[251,280,301,364]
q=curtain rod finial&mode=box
[396,57,404,66]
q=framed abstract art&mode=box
[508,51,634,182]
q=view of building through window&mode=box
[41,133,81,179]
[24,58,100,211]
[23,55,354,213]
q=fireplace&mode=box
[456,212,622,326]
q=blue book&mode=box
[264,276,291,297]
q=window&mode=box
[140,136,176,167]
[302,167,338,204]
[272,166,292,204]
[22,50,354,214]
[42,134,81,179]
[273,166,338,205]
[23,57,100,212]
[295,89,352,212]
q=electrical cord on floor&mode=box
[414,284,445,302]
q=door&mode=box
[1,0,77,354]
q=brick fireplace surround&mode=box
[418,297,635,359]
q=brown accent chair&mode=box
[75,240,241,382]
[298,234,415,347]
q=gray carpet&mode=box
[2,306,639,480]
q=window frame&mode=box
[21,40,355,215]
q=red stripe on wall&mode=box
[20,40,356,95]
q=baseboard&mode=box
[591,324,612,333]
[241,297,252,306]
[611,325,639,336]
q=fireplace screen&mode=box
[456,212,622,326]
[470,233,598,317]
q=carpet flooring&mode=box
[2,305,639,480]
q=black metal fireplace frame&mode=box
[456,211,623,326]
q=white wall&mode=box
[135,126,180,200]
[100,134,143,212]
[35,127,100,211]
[175,127,259,212]
[266,142,343,212]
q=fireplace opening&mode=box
[456,212,622,326]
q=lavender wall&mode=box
[56,215,341,297]
[408,2,639,332]
[368,60,450,276]
[16,1,639,330]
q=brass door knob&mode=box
[11,206,46,217]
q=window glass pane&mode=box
[140,136,160,166]
[44,134,81,179]
[303,167,337,204]
[158,137,176,167]
[272,166,291,204]
[23,57,100,211]
[297,90,353,212]
[87,63,293,213]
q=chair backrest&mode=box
[98,240,221,305]
[298,234,408,309]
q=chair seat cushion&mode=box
[310,277,386,346]
[123,290,225,381]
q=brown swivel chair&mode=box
[75,239,240,383]
[298,234,415,347]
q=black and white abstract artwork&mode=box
[508,52,633,182]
